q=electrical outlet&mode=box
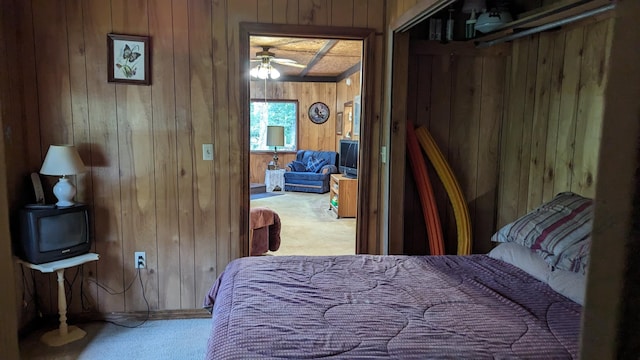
[202,144,213,161]
[135,251,146,269]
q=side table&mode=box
[16,252,100,346]
[265,169,286,192]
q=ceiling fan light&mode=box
[250,66,259,78]
[270,68,280,79]
[257,66,269,79]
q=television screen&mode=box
[18,204,90,264]
[38,212,88,252]
[339,139,359,178]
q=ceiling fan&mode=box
[251,46,306,68]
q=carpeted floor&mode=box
[20,319,212,359]
[250,191,284,200]
[251,191,356,256]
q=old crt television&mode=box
[17,204,90,264]
[339,139,359,178]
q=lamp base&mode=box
[41,325,86,347]
[53,177,77,207]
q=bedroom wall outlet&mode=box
[135,251,146,269]
[203,144,214,161]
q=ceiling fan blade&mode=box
[271,59,306,68]
[271,58,297,63]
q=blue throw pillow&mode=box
[289,160,307,172]
[306,157,327,173]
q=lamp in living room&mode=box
[266,126,285,169]
[40,144,87,207]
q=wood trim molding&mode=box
[580,0,640,357]
[410,41,512,57]
[386,31,410,255]
[336,62,362,82]
[240,23,378,257]
[69,309,212,323]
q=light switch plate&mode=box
[203,144,213,161]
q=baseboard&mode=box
[71,309,211,323]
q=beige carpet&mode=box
[19,319,211,359]
[250,191,356,256]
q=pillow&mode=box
[306,157,327,173]
[289,160,307,172]
[488,242,552,282]
[548,268,586,305]
[491,192,593,268]
[555,237,590,274]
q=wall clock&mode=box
[308,102,330,124]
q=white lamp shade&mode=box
[266,126,285,147]
[40,145,87,176]
[462,0,486,13]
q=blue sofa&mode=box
[284,150,339,193]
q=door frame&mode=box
[239,23,377,256]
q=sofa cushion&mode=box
[306,157,327,173]
[289,160,307,172]
[297,150,338,168]
[284,171,327,181]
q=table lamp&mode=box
[266,126,285,169]
[40,145,87,207]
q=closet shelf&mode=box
[470,0,615,47]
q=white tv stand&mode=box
[16,252,99,346]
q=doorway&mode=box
[240,23,376,257]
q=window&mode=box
[250,99,298,151]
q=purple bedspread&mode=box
[204,255,581,359]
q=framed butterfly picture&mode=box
[107,34,150,85]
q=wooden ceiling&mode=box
[249,36,363,81]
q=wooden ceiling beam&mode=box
[298,39,338,77]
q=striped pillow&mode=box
[555,238,591,274]
[306,157,327,173]
[492,192,593,270]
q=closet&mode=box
[388,0,616,256]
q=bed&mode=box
[204,192,592,359]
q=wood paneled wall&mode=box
[249,80,337,184]
[2,0,385,320]
[336,71,362,144]
[497,17,613,227]
[404,42,508,255]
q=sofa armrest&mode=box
[321,164,338,175]
[287,160,307,172]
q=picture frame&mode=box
[336,112,343,135]
[107,34,150,85]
